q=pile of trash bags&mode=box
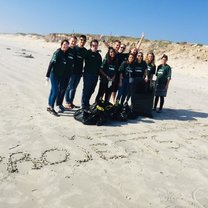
[74,101,138,126]
[74,79,155,126]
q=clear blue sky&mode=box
[0,0,207,44]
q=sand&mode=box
[0,34,208,208]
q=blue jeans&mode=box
[116,78,130,105]
[65,74,82,104]
[81,73,98,109]
[48,72,61,108]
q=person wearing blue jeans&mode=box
[65,74,82,105]
[48,72,60,110]
[56,35,77,113]
[45,39,72,116]
[65,35,87,109]
[81,39,102,109]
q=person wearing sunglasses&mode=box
[81,39,102,110]
[65,35,87,109]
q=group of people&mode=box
[45,33,172,117]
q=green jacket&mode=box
[46,48,75,79]
[84,50,102,75]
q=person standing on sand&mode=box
[45,39,72,116]
[81,39,102,110]
[116,53,136,105]
[95,47,118,103]
[56,35,77,113]
[125,52,148,104]
[100,32,145,104]
[65,35,87,109]
[145,52,156,87]
[153,54,171,113]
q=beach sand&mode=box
[0,34,208,208]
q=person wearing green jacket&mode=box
[81,39,102,109]
[154,54,172,113]
[46,39,73,116]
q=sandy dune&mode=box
[0,34,208,208]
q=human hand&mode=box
[45,77,49,86]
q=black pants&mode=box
[56,75,70,106]
[154,96,164,110]
[96,79,112,103]
[81,73,98,109]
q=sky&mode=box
[0,0,208,44]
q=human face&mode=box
[114,42,121,52]
[119,45,126,53]
[61,41,69,52]
[148,53,154,62]
[79,37,86,47]
[128,55,134,63]
[109,49,116,58]
[69,37,77,48]
[137,53,143,61]
[91,42,98,52]
[161,57,167,65]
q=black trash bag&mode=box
[74,108,98,125]
[74,100,112,126]
[131,78,155,118]
[123,103,138,120]
[110,104,128,122]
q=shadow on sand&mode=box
[152,108,208,121]
[62,108,208,126]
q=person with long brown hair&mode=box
[95,47,118,103]
[125,51,148,104]
[45,39,73,116]
[145,52,156,85]
[116,53,136,105]
[153,54,171,113]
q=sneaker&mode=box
[157,109,162,113]
[152,108,156,111]
[47,107,59,117]
[50,109,59,116]
[57,105,65,113]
